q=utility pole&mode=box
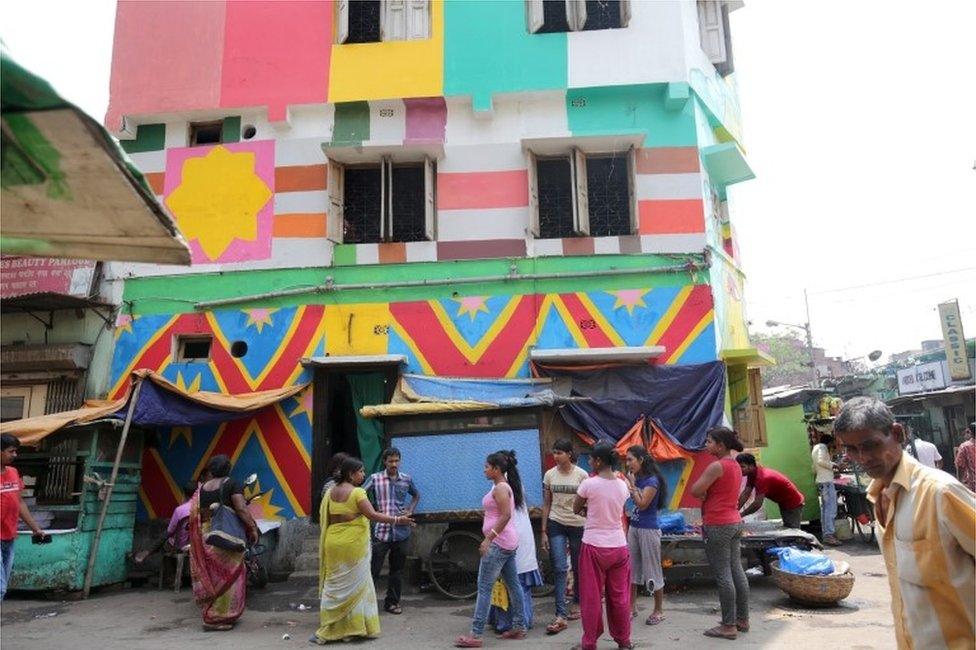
[804,289,817,386]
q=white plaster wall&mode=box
[444,93,570,146]
[568,0,688,89]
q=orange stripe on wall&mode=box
[635,147,700,174]
[145,172,165,195]
[437,170,529,210]
[273,213,327,237]
[275,164,328,192]
[638,199,705,234]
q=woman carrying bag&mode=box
[189,455,259,631]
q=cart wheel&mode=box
[428,530,482,600]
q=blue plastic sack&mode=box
[767,547,834,575]
[658,511,686,534]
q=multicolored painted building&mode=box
[105,0,763,523]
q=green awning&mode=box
[702,142,755,200]
[1,48,190,265]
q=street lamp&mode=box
[766,318,817,386]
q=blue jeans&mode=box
[817,482,837,536]
[1,539,15,601]
[471,544,525,636]
[548,519,583,618]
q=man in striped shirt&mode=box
[363,446,420,615]
[835,397,975,649]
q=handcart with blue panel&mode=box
[361,375,572,599]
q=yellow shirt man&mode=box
[836,397,975,650]
[867,453,975,648]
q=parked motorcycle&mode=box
[242,473,269,588]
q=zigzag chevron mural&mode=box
[112,287,715,520]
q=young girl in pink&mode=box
[572,441,634,650]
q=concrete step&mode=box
[293,553,320,574]
[301,536,320,556]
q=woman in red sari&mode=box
[189,456,259,631]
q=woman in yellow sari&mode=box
[311,456,415,645]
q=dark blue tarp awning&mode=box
[535,361,727,450]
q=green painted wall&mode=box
[331,101,370,146]
[119,123,165,154]
[566,84,698,147]
[123,253,704,315]
[444,0,567,112]
[757,405,820,522]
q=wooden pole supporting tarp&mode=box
[82,378,143,598]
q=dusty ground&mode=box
[0,543,894,649]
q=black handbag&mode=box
[204,478,247,552]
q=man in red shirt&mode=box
[735,453,806,529]
[1,433,48,600]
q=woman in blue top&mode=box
[624,445,668,626]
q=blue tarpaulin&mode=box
[535,361,727,450]
[401,375,557,407]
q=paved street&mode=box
[1,544,894,649]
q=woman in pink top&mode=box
[690,427,748,641]
[572,441,634,650]
[455,450,526,648]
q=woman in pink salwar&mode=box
[572,441,634,650]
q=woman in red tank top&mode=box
[690,427,749,641]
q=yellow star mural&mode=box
[609,289,649,315]
[165,146,272,261]
[245,308,277,333]
[169,426,193,449]
[289,387,314,423]
[455,296,489,321]
[114,313,137,339]
[175,371,202,394]
[244,481,284,522]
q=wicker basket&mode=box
[770,560,855,606]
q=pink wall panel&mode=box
[437,170,529,210]
[404,97,447,143]
[105,1,226,131]
[220,1,332,122]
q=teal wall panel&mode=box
[444,0,567,111]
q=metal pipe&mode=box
[194,256,709,310]
[82,378,143,598]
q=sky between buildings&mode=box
[3,0,974,362]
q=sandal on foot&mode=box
[499,628,526,640]
[384,604,403,615]
[203,624,233,632]
[546,619,568,635]
[308,635,327,646]
[704,626,737,640]
[617,642,636,649]
[646,613,666,625]
[736,620,749,633]
[567,610,582,621]
[455,636,483,648]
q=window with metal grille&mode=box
[343,167,384,244]
[347,0,381,43]
[336,0,431,44]
[527,0,630,33]
[585,154,631,237]
[329,157,434,244]
[530,148,635,239]
[537,158,575,239]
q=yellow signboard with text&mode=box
[938,300,971,380]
